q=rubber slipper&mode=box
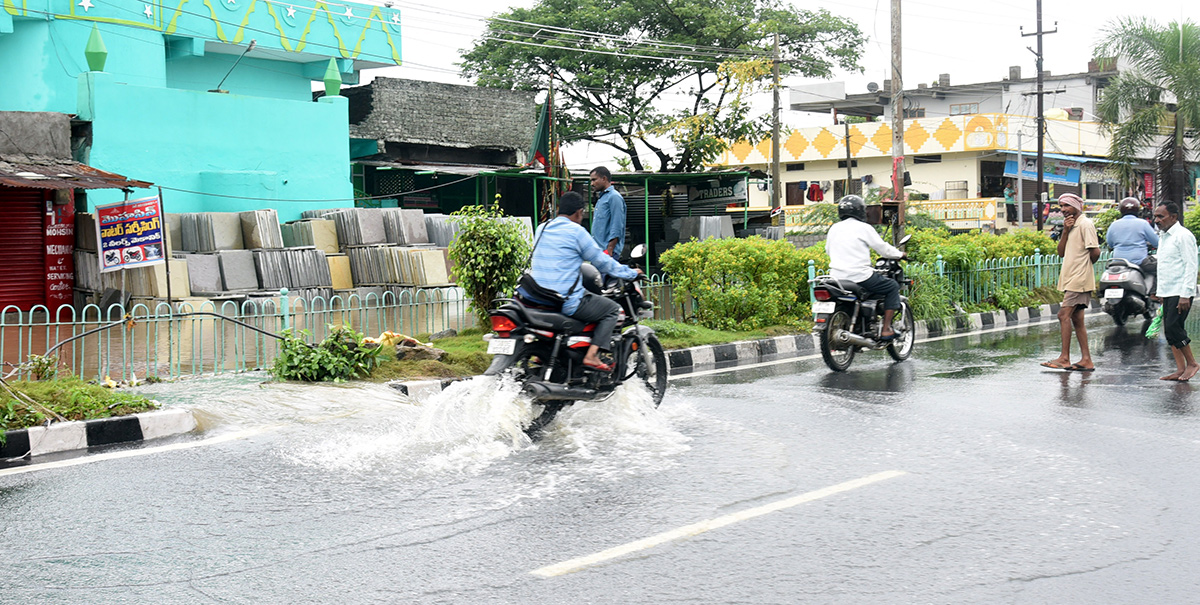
[582,360,615,372]
[877,333,898,342]
[1040,361,1070,369]
[1066,363,1095,372]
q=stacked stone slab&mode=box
[281,219,338,254]
[327,209,386,246]
[678,216,734,242]
[382,208,430,245]
[217,250,259,292]
[183,254,224,296]
[239,209,285,249]
[179,212,245,252]
[252,248,332,290]
[424,214,460,248]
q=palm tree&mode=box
[1095,18,1199,203]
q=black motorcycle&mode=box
[811,235,915,372]
[483,245,668,434]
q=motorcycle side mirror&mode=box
[898,234,912,247]
[630,244,646,259]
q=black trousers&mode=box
[858,273,901,311]
[571,293,621,351]
[1163,296,1192,349]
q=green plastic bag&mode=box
[1145,306,1164,338]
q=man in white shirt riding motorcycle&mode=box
[825,195,906,341]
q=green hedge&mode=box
[659,237,808,330]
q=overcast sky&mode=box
[361,0,1199,167]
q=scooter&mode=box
[811,235,915,372]
[1099,257,1157,326]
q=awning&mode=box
[356,159,516,176]
[0,155,152,190]
[1004,151,1115,164]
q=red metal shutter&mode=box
[0,189,48,310]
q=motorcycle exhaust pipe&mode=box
[522,381,601,402]
[834,329,877,349]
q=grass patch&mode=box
[364,322,810,381]
[1,377,159,433]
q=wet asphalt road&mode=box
[3,316,1200,604]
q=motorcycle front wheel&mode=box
[626,333,668,406]
[819,309,856,372]
[887,302,916,362]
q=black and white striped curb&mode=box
[0,408,196,461]
[387,301,1099,398]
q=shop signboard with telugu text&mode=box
[95,196,166,273]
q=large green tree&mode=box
[1095,18,1200,202]
[460,0,864,173]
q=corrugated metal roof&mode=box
[0,155,152,190]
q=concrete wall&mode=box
[79,73,352,220]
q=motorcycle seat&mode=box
[516,305,586,333]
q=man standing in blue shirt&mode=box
[589,166,626,258]
[520,192,640,372]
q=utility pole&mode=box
[1016,130,1024,227]
[1022,0,1056,231]
[888,0,905,244]
[770,32,782,209]
[843,119,853,187]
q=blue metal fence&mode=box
[0,287,474,381]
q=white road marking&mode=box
[671,315,1083,380]
[0,428,268,478]
[529,470,908,578]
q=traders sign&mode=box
[95,196,166,273]
[687,179,748,205]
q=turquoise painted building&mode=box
[1,0,402,220]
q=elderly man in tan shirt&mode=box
[1042,193,1101,371]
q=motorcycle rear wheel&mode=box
[819,310,856,372]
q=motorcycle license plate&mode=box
[813,302,836,315]
[1104,288,1124,300]
[487,338,516,355]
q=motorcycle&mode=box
[1099,257,1157,326]
[811,235,915,372]
[483,245,668,434]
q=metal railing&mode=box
[1,287,474,381]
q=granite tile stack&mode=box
[183,254,224,296]
[678,216,734,242]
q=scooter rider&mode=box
[826,195,905,341]
[1106,196,1159,290]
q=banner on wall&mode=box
[95,196,166,273]
[1003,155,1082,186]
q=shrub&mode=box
[271,326,382,382]
[447,203,532,327]
[906,264,959,320]
[991,285,1035,312]
[1184,204,1200,236]
[1092,208,1121,242]
[660,237,806,330]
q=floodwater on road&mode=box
[3,315,1200,604]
